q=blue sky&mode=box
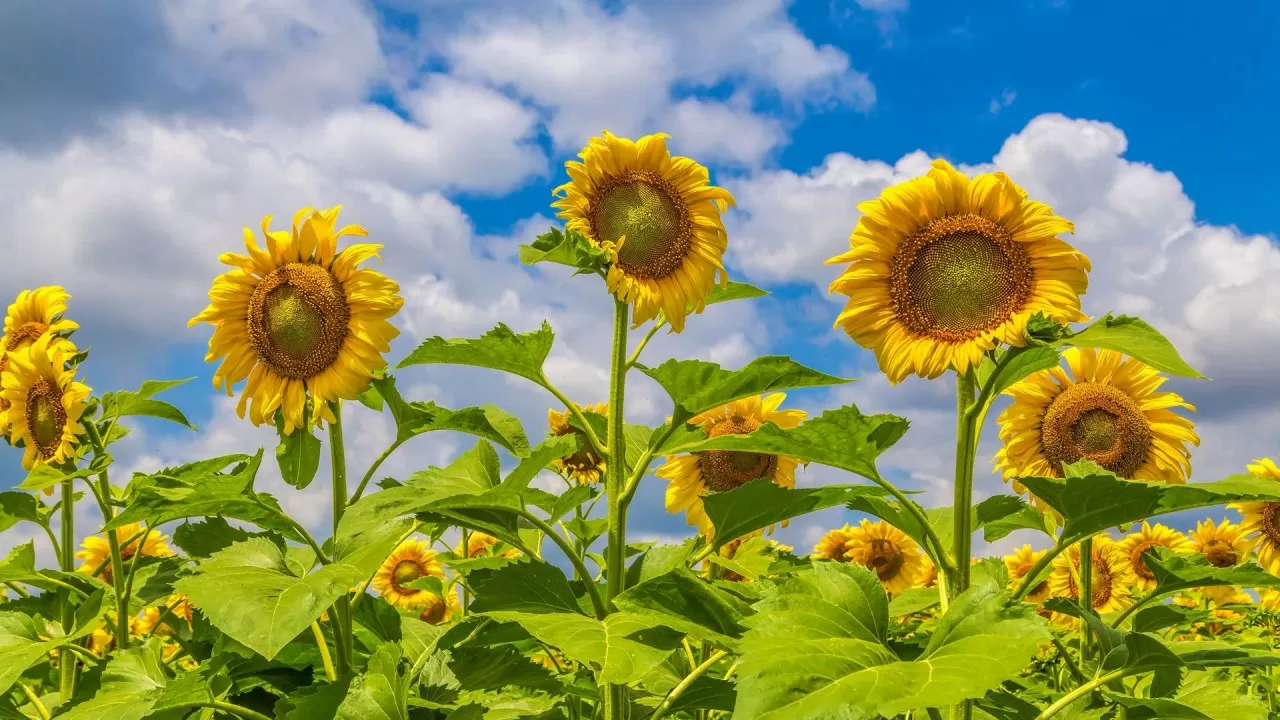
[0,0,1277,559]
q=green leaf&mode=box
[447,646,559,692]
[0,492,39,533]
[59,641,218,720]
[371,375,531,457]
[336,642,411,720]
[1020,465,1280,542]
[974,494,1050,542]
[0,543,36,584]
[664,404,909,486]
[1145,548,1280,594]
[1116,676,1269,720]
[1168,641,1280,669]
[275,410,322,490]
[662,676,738,714]
[0,591,106,695]
[170,517,256,557]
[887,587,941,617]
[613,568,751,647]
[636,356,850,420]
[19,460,102,493]
[703,480,891,548]
[625,542,696,587]
[1058,314,1205,378]
[396,322,555,387]
[519,226,610,273]
[498,435,579,492]
[734,564,1049,720]
[100,377,197,430]
[981,345,1063,406]
[174,534,402,659]
[702,281,768,308]
[480,610,680,685]
[1132,603,1211,633]
[468,559,581,615]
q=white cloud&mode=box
[989,88,1017,114]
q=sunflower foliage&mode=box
[1,141,1279,720]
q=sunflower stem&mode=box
[17,680,51,720]
[951,370,978,596]
[1109,588,1161,628]
[348,438,403,505]
[83,419,131,651]
[624,317,665,369]
[522,510,607,619]
[1034,669,1130,720]
[310,621,337,682]
[648,650,728,720]
[1012,537,1067,602]
[602,298,631,720]
[540,373,610,463]
[327,401,354,679]
[58,478,77,700]
[1078,537,1094,664]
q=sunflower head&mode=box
[813,525,856,561]
[995,349,1199,504]
[75,522,174,585]
[1259,589,1280,612]
[189,206,404,435]
[1230,456,1280,575]
[915,558,938,589]
[827,159,1090,383]
[1115,521,1191,591]
[1004,544,1051,604]
[455,532,521,560]
[372,538,445,610]
[657,393,806,537]
[1189,518,1252,569]
[0,287,79,438]
[547,402,608,485]
[1048,535,1137,627]
[0,333,91,471]
[418,588,462,625]
[844,519,926,596]
[552,131,736,333]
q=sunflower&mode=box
[844,519,926,596]
[88,613,147,656]
[76,522,173,585]
[418,588,462,625]
[826,158,1090,383]
[0,334,90,471]
[1259,589,1280,612]
[455,532,521,560]
[189,206,404,435]
[915,558,938,589]
[1005,544,1052,604]
[712,533,791,583]
[995,348,1199,504]
[1048,535,1137,626]
[1189,518,1252,569]
[0,287,79,438]
[552,131,736,333]
[1115,521,1192,592]
[657,393,806,537]
[813,525,857,561]
[372,538,445,609]
[1229,456,1280,575]
[547,403,608,485]
[137,594,195,636]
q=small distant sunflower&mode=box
[138,594,195,636]
[372,538,445,610]
[76,522,173,585]
[189,206,404,435]
[1259,589,1280,612]
[915,558,938,589]
[813,525,857,561]
[844,519,926,596]
[0,286,78,439]
[826,158,1090,383]
[1005,544,1052,604]
[418,588,462,625]
[1,334,90,471]
[657,393,806,537]
[1048,535,1137,626]
[552,131,736,333]
[1230,456,1280,574]
[1116,522,1192,592]
[547,403,608,485]
[455,532,521,560]
[1189,518,1252,569]
[995,348,1199,504]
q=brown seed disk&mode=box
[247,263,350,380]
[1040,382,1153,478]
[1065,551,1114,608]
[1203,541,1239,568]
[24,378,66,459]
[6,322,48,350]
[1262,503,1280,546]
[1128,542,1157,582]
[696,416,777,492]
[866,538,905,582]
[889,213,1033,342]
[391,560,424,590]
[420,596,449,624]
[587,170,693,281]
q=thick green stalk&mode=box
[1035,669,1129,720]
[327,402,354,678]
[59,478,77,699]
[1078,537,1094,663]
[602,298,630,720]
[649,650,728,720]
[952,370,978,598]
[82,420,130,651]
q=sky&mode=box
[1,0,1278,565]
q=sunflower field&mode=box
[2,131,1279,720]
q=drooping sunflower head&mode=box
[455,531,521,560]
[547,402,608,485]
[656,393,806,537]
[0,333,91,471]
[418,588,462,625]
[826,159,1090,383]
[1048,534,1137,627]
[995,348,1199,504]
[844,519,926,596]
[1229,456,1280,575]
[75,522,174,585]
[813,525,856,561]
[552,131,736,333]
[1189,518,1252,569]
[1004,544,1052,604]
[189,206,404,435]
[1115,521,1191,591]
[372,538,445,610]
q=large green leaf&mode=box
[396,322,554,387]
[518,226,610,273]
[974,494,1051,542]
[982,345,1063,405]
[0,543,35,584]
[107,451,305,543]
[275,408,322,490]
[704,480,891,548]
[100,378,198,431]
[0,590,107,694]
[371,375,530,457]
[59,641,217,720]
[702,281,768,307]
[733,563,1049,719]
[1057,314,1204,378]
[613,568,752,647]
[479,610,680,685]
[1145,548,1280,594]
[170,517,257,557]
[336,642,411,720]
[1116,676,1269,720]
[636,356,850,419]
[467,560,582,615]
[0,492,40,533]
[497,435,578,492]
[174,532,402,659]
[1019,463,1280,541]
